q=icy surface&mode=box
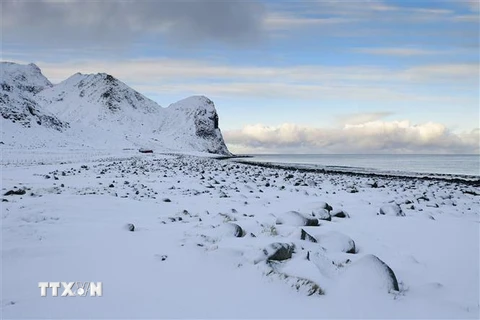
[2,152,479,318]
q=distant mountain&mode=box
[1,62,231,155]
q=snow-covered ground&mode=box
[2,151,479,319]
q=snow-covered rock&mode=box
[256,242,295,263]
[315,231,356,254]
[379,204,405,217]
[337,254,399,292]
[300,228,317,243]
[220,223,245,237]
[276,211,319,226]
[312,208,331,221]
[331,209,350,218]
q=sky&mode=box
[2,0,479,154]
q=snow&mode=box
[2,153,479,318]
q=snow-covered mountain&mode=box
[161,96,230,155]
[0,62,68,131]
[1,62,231,155]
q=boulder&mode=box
[312,208,331,221]
[331,209,350,218]
[229,223,245,237]
[339,254,399,292]
[126,223,135,232]
[276,211,319,226]
[316,231,356,253]
[317,201,333,212]
[379,204,405,217]
[220,223,245,237]
[300,229,317,243]
[260,243,295,262]
[4,189,26,196]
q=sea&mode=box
[240,154,480,177]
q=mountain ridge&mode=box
[1,62,231,155]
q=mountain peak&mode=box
[1,62,67,132]
[27,63,42,73]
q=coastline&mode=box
[230,159,480,187]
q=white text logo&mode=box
[38,282,102,297]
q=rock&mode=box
[220,223,245,237]
[312,208,331,221]
[276,211,319,226]
[126,223,135,232]
[340,254,399,292]
[300,229,317,243]
[379,204,405,217]
[162,198,171,202]
[331,209,350,218]
[317,201,333,212]
[228,223,245,237]
[316,231,356,253]
[263,243,295,262]
[4,189,26,196]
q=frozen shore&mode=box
[2,152,479,319]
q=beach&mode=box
[2,151,479,318]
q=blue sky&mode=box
[2,0,479,153]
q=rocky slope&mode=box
[1,62,231,155]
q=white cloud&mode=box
[466,0,480,12]
[400,63,479,82]
[23,58,478,88]
[354,47,442,56]
[264,12,352,30]
[224,121,480,154]
[452,14,480,22]
[337,112,393,125]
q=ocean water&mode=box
[243,154,480,177]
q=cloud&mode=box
[6,58,474,106]
[24,58,479,88]
[224,121,480,154]
[452,15,480,22]
[466,0,480,12]
[337,112,393,125]
[2,0,266,48]
[264,12,352,30]
[353,47,442,56]
[400,63,480,83]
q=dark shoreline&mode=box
[229,159,480,188]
